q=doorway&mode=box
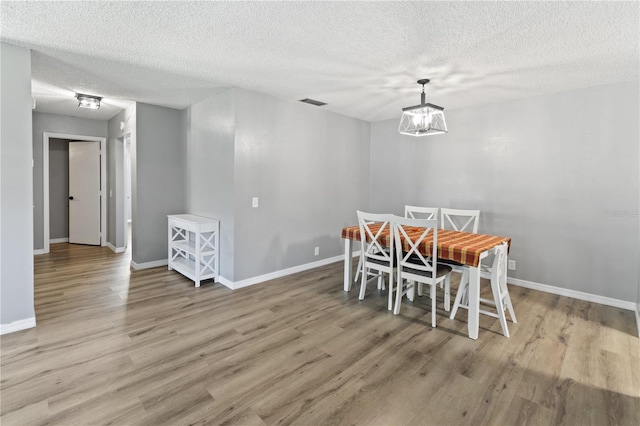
[42,132,107,254]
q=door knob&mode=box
[69,196,74,200]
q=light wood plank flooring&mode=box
[1,243,639,425]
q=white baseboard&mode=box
[217,276,234,290]
[50,238,69,244]
[635,304,640,338]
[131,259,168,270]
[220,254,349,290]
[1,317,36,335]
[33,249,44,255]
[495,274,637,311]
[106,242,126,254]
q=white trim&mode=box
[106,242,126,254]
[1,317,36,335]
[122,135,133,248]
[33,249,45,255]
[42,133,107,254]
[484,273,638,311]
[131,259,168,270]
[217,276,234,290]
[43,135,49,253]
[50,238,69,244]
[635,303,640,338]
[221,254,346,290]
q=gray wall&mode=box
[370,81,639,302]
[233,88,371,281]
[183,89,236,280]
[107,104,136,249]
[49,138,69,239]
[132,103,183,265]
[0,43,35,325]
[32,112,108,249]
[183,88,371,283]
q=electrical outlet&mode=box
[314,247,319,256]
[252,197,259,208]
[508,260,516,270]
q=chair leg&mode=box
[358,265,368,301]
[354,252,363,282]
[444,275,451,312]
[387,271,394,311]
[417,282,423,297]
[394,277,404,315]
[449,275,468,320]
[504,290,517,323]
[460,268,470,305]
[430,284,436,327]
[377,272,385,290]
[490,275,510,338]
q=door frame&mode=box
[122,134,132,249]
[42,132,107,254]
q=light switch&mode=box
[252,197,259,208]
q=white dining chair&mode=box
[404,205,439,220]
[449,242,516,337]
[392,215,452,327]
[440,208,480,233]
[355,206,438,285]
[406,206,443,296]
[353,220,371,284]
[356,206,439,285]
[357,211,395,311]
[438,208,481,310]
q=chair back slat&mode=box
[392,215,438,274]
[357,211,394,264]
[404,205,439,221]
[440,208,480,233]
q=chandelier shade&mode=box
[398,79,447,137]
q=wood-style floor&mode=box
[1,243,639,425]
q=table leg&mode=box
[467,266,481,340]
[344,239,353,292]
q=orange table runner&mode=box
[341,224,510,267]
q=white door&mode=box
[69,141,101,245]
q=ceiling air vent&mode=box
[299,98,327,107]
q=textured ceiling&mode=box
[1,1,638,122]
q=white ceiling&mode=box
[1,1,638,122]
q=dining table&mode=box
[341,224,511,340]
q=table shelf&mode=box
[168,214,219,287]
[171,240,216,257]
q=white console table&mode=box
[168,214,219,287]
